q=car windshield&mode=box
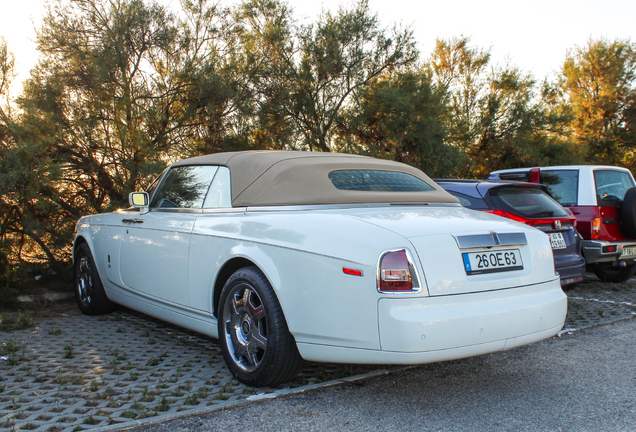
[328,170,435,192]
[145,169,167,203]
[488,187,570,218]
[594,170,635,202]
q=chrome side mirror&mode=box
[129,192,150,214]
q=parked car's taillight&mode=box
[485,209,530,224]
[592,217,601,240]
[378,249,417,292]
[565,208,577,228]
[484,209,576,227]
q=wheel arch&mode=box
[213,257,261,317]
[72,236,89,265]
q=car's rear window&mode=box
[328,170,435,192]
[540,170,579,206]
[488,187,570,218]
[445,190,489,209]
[594,170,635,203]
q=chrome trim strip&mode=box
[201,207,247,214]
[456,232,527,249]
[151,208,203,214]
[496,232,528,246]
[456,234,496,249]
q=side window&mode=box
[150,166,219,209]
[540,170,578,206]
[204,167,232,208]
[594,170,636,203]
[445,190,489,209]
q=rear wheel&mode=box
[74,243,115,315]
[218,266,303,387]
[593,264,636,283]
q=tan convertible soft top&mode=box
[172,151,459,207]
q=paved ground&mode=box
[1,274,635,432]
[135,317,636,432]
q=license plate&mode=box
[548,232,567,249]
[620,246,636,257]
[462,249,523,275]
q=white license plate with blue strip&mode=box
[462,249,523,275]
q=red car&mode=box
[490,165,636,282]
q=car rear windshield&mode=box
[539,170,578,206]
[328,170,435,192]
[594,170,635,203]
[488,187,570,218]
[445,190,489,209]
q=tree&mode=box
[224,0,419,152]
[430,37,577,177]
[291,0,417,152]
[559,38,636,168]
[0,37,18,281]
[0,0,200,266]
[218,0,298,151]
[342,69,459,177]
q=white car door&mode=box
[119,165,219,306]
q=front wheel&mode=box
[593,264,636,283]
[218,266,303,387]
[74,243,115,315]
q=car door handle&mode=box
[121,218,144,224]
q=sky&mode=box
[1,0,635,93]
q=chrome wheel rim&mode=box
[77,255,93,307]
[222,283,267,373]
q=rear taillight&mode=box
[378,249,418,292]
[484,209,576,227]
[485,209,530,224]
[592,217,601,240]
[565,208,577,228]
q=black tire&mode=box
[593,264,636,283]
[74,243,115,315]
[621,187,636,239]
[218,266,303,387]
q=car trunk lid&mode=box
[347,206,557,296]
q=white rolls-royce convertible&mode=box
[73,151,567,387]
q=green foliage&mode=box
[231,0,418,152]
[430,36,579,177]
[343,69,459,177]
[0,312,35,331]
[559,38,636,168]
[288,0,418,151]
